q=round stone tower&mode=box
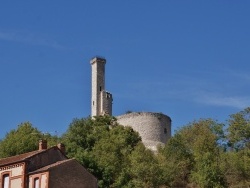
[117,112,171,152]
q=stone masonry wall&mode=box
[101,91,113,115]
[90,57,106,116]
[117,112,171,152]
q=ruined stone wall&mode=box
[117,112,171,152]
[100,91,113,115]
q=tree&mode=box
[124,143,163,188]
[220,108,250,187]
[0,122,59,158]
[62,115,141,188]
[91,125,141,187]
[186,119,226,188]
[160,119,226,188]
[158,133,194,187]
[227,107,250,150]
[221,149,250,187]
[0,122,42,157]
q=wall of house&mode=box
[49,159,97,188]
[11,178,22,188]
[0,163,24,188]
[28,148,67,172]
[117,112,171,151]
[29,172,48,188]
[41,174,47,188]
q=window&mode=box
[100,86,102,91]
[34,177,39,188]
[164,128,167,134]
[2,174,10,188]
[93,101,94,106]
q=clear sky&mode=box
[1,1,250,139]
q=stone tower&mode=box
[90,57,113,117]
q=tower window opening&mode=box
[93,101,94,106]
[164,128,167,134]
[100,86,102,91]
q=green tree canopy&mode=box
[227,107,250,150]
[125,143,163,188]
[0,122,59,158]
[62,115,142,187]
[0,122,42,157]
[160,119,226,188]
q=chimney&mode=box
[57,143,66,154]
[39,139,47,150]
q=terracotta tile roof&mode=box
[0,146,58,167]
[29,158,73,174]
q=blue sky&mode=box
[1,1,250,139]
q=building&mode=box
[117,112,171,152]
[0,140,97,188]
[90,57,171,151]
[90,57,113,116]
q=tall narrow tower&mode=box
[90,57,113,117]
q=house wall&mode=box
[11,178,22,188]
[28,148,67,172]
[49,159,97,188]
[29,172,48,188]
[0,147,97,188]
[0,163,24,188]
[41,174,47,188]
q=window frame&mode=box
[1,172,10,188]
[31,175,41,188]
[34,177,40,188]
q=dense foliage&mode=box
[61,115,142,187]
[157,108,250,187]
[0,122,58,158]
[0,108,250,187]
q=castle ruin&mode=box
[90,57,171,151]
[90,57,113,116]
